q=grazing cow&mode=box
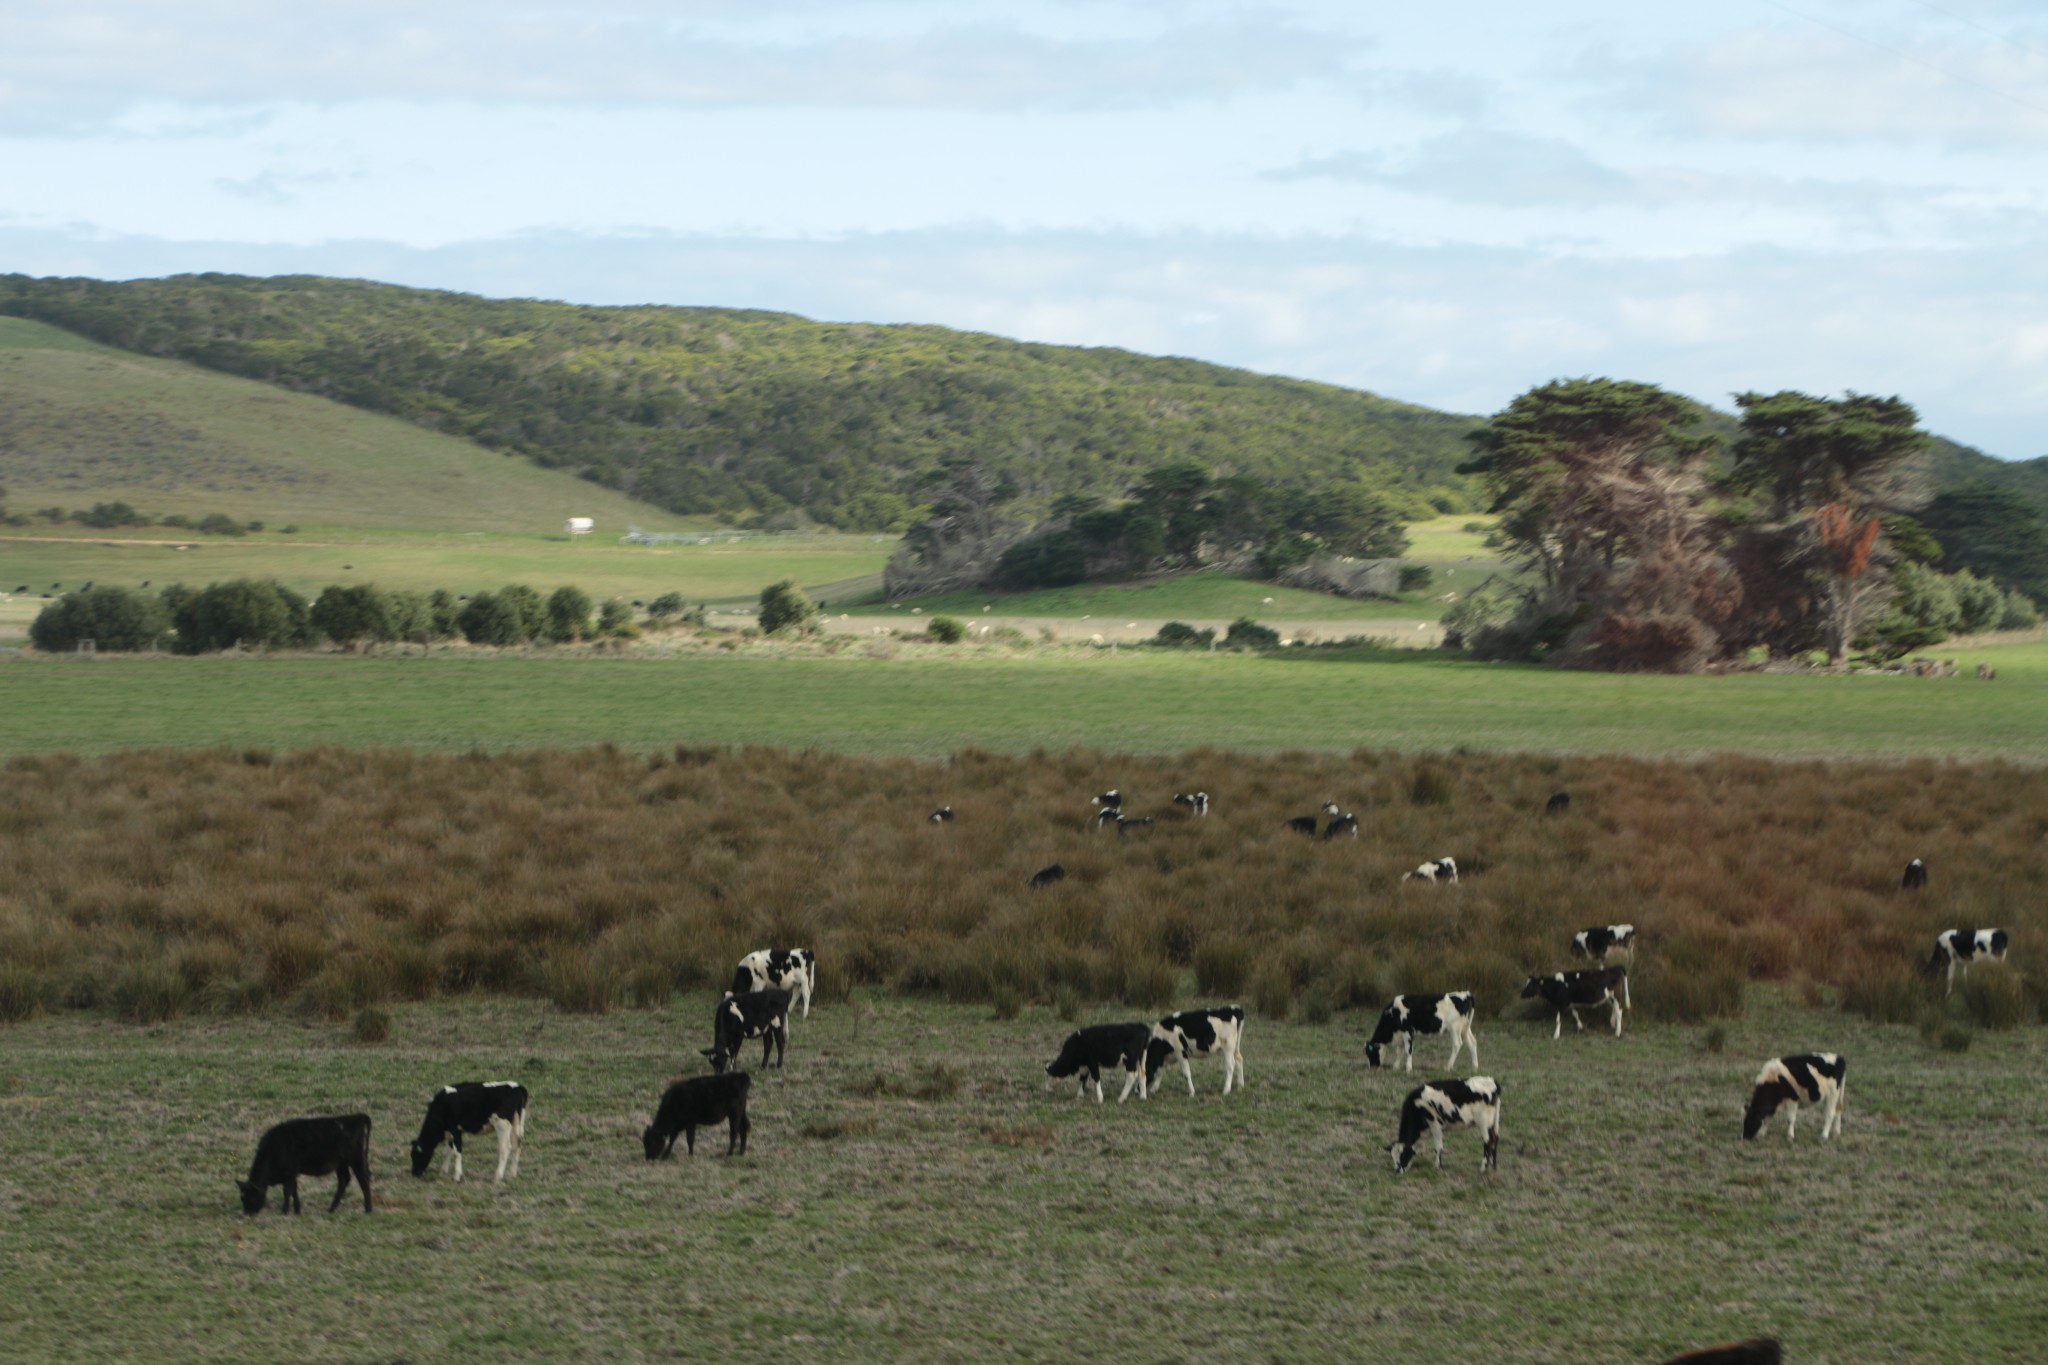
[1364,992,1478,1071]
[1321,812,1360,840]
[1115,815,1155,838]
[1402,857,1459,884]
[1742,1053,1847,1143]
[1901,857,1928,890]
[644,1072,752,1158]
[703,987,791,1074]
[929,805,955,823]
[1387,1077,1500,1173]
[1027,863,1066,889]
[237,1114,373,1216]
[409,1081,529,1185]
[1044,1022,1151,1102]
[1926,928,2010,997]
[1569,923,1637,966]
[1521,968,1628,1039]
[1171,791,1210,817]
[1287,801,1341,836]
[1143,1006,1247,1096]
[1092,806,1123,832]
[732,948,816,1018]
[1091,788,1122,811]
[1660,1342,1781,1365]
[1545,790,1571,815]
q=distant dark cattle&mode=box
[703,987,791,1074]
[1093,807,1122,832]
[1143,1006,1246,1096]
[644,1072,752,1159]
[929,805,955,823]
[1901,857,1927,889]
[1045,1022,1151,1102]
[1115,815,1155,838]
[1569,924,1636,966]
[1171,791,1210,816]
[1545,791,1571,815]
[1402,857,1459,885]
[1365,992,1477,1071]
[1742,1053,1847,1143]
[1520,967,1628,1039]
[1284,815,1319,836]
[732,948,816,1018]
[1321,812,1359,840]
[1027,863,1066,889]
[238,1114,373,1216]
[1387,1077,1500,1174]
[409,1081,529,1184]
[1926,928,2009,997]
[1660,1341,1781,1365]
[1091,788,1122,811]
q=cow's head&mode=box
[702,1045,733,1075]
[236,1179,267,1216]
[1363,1040,1385,1069]
[642,1125,671,1160]
[409,1139,436,1178]
[1518,976,1544,999]
[1386,1141,1416,1174]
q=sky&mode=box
[2,0,2045,458]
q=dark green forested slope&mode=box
[1926,436,2048,516]
[0,273,1480,529]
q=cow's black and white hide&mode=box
[410,1081,529,1184]
[1926,928,2010,997]
[1387,1077,1500,1173]
[238,1114,373,1216]
[1171,791,1210,817]
[1659,1341,1782,1365]
[1402,857,1459,884]
[1901,857,1927,889]
[1091,788,1122,811]
[1143,1006,1246,1096]
[929,805,955,823]
[1520,967,1628,1039]
[1569,924,1636,966]
[703,987,792,1073]
[644,1072,752,1158]
[1093,806,1123,832]
[1044,1022,1151,1102]
[1364,992,1478,1071]
[732,948,816,1018]
[1742,1053,1847,1142]
[1115,815,1155,838]
[1545,791,1571,816]
[1322,812,1360,840]
[1027,863,1067,889]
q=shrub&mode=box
[1119,961,1177,1011]
[1398,564,1434,593]
[758,579,817,634]
[545,585,595,642]
[927,615,967,644]
[458,591,525,646]
[597,598,635,636]
[351,1006,391,1043]
[1841,960,1922,1024]
[0,965,42,1023]
[1154,621,1214,648]
[1999,590,2040,630]
[1052,985,1081,1022]
[197,512,248,537]
[1957,972,2027,1031]
[647,592,686,618]
[1939,1024,1973,1053]
[171,579,313,653]
[543,950,617,1014]
[111,962,186,1024]
[310,584,398,649]
[76,501,149,529]
[29,586,169,652]
[1251,955,1292,1020]
[1193,939,1251,996]
[1224,617,1279,650]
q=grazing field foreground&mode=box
[0,995,2042,1363]
[2,640,2047,759]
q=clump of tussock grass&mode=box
[801,1116,878,1141]
[1956,972,2027,1031]
[1193,939,1250,997]
[0,966,43,1023]
[1252,956,1292,1021]
[351,1006,391,1043]
[110,962,185,1024]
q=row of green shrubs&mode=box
[1,498,276,536]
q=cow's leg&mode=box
[1180,1056,1196,1098]
[327,1166,351,1214]
[1091,1069,1104,1104]
[1786,1104,1799,1143]
[490,1116,512,1184]
[1570,1005,1586,1032]
[1552,1011,1563,1041]
[508,1105,526,1178]
[1609,997,1624,1037]
[1946,957,1958,998]
[1431,1122,1445,1170]
[1481,1117,1498,1171]
[1117,1066,1141,1103]
[283,1176,300,1215]
[450,1133,464,1183]
[1403,1034,1415,1072]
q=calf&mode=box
[1286,801,1341,836]
[1742,1053,1847,1142]
[1115,815,1155,838]
[1364,992,1478,1071]
[1387,1077,1500,1173]
[1321,812,1359,840]
[1171,791,1210,817]
[732,948,816,1018]
[237,1114,373,1216]
[1093,806,1123,832]
[643,1072,752,1158]
[1545,790,1571,815]
[1902,857,1927,889]
[409,1081,528,1185]
[1569,923,1636,966]
[1402,857,1459,884]
[1044,1022,1151,1102]
[1143,1006,1246,1096]
[1926,928,2010,997]
[928,805,955,823]
[1660,1342,1781,1365]
[1520,967,1628,1039]
[703,987,792,1074]
[1027,863,1066,889]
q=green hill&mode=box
[1926,435,2048,515]
[0,273,1482,530]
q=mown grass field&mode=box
[2,991,2041,1363]
[1,638,2043,760]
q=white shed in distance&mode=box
[564,517,595,537]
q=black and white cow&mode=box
[410,1081,529,1184]
[703,987,791,1074]
[644,1072,752,1158]
[1569,923,1637,966]
[1364,992,1478,1071]
[1387,1077,1501,1173]
[1172,791,1210,817]
[1143,1006,1246,1096]
[1321,812,1360,840]
[1545,791,1572,816]
[1044,1022,1151,1102]
[929,805,955,824]
[1091,788,1122,812]
[1659,1341,1781,1365]
[1115,815,1155,838]
[1402,857,1459,884]
[237,1114,373,1216]
[1901,857,1927,889]
[1287,801,1341,836]
[1027,863,1067,889]
[1093,806,1123,832]
[1926,928,2009,997]
[1520,967,1627,1039]
[732,948,816,1018]
[1742,1053,1847,1142]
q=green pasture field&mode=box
[1,638,2043,759]
[0,990,2040,1363]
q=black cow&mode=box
[1322,812,1359,840]
[1926,928,2010,997]
[1569,924,1636,966]
[1172,791,1210,817]
[1521,967,1628,1039]
[1742,1052,1848,1142]
[703,987,791,1073]
[1660,1342,1781,1365]
[238,1114,373,1216]
[1286,801,1340,836]
[1387,1077,1500,1173]
[644,1072,752,1158]
[1143,1006,1246,1096]
[1364,992,1477,1071]
[1545,790,1571,815]
[1901,857,1927,889]
[410,1081,529,1184]
[1045,1022,1151,1102]
[1027,863,1066,889]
